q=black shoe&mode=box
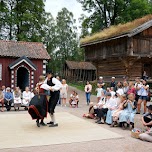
[49,123,58,127]
[47,121,54,125]
[95,120,101,123]
[97,121,104,124]
[40,121,47,126]
[36,120,40,127]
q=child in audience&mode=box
[83,102,95,119]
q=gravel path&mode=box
[0,86,151,152]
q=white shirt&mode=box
[43,77,62,91]
[22,91,31,100]
[140,85,149,96]
[116,88,124,96]
[135,82,142,95]
[103,98,117,109]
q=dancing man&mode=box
[44,70,62,127]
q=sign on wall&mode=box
[0,64,2,80]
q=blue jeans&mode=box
[86,93,91,104]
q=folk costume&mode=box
[44,73,62,127]
[28,82,48,127]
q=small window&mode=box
[0,64,2,80]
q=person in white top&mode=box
[96,92,117,124]
[22,87,32,110]
[60,79,68,107]
[43,70,62,127]
[96,84,103,102]
[137,80,149,114]
[85,81,92,105]
[13,87,22,111]
[110,87,116,98]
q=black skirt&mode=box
[28,95,48,120]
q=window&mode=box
[0,64,2,80]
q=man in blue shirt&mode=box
[4,87,13,111]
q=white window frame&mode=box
[0,64,2,80]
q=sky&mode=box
[45,0,88,32]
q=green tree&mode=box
[77,0,152,35]
[52,8,82,75]
[0,0,47,41]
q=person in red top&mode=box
[127,82,136,95]
[28,75,48,127]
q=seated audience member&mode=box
[139,128,152,142]
[22,87,32,110]
[83,102,95,119]
[96,92,116,124]
[69,91,75,105]
[2,85,6,95]
[69,91,79,108]
[13,87,22,111]
[116,82,124,96]
[4,87,13,111]
[105,94,118,125]
[93,93,106,115]
[111,94,127,127]
[119,93,137,129]
[110,87,116,98]
[0,88,4,112]
[141,105,152,128]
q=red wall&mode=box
[0,57,43,88]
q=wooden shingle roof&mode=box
[66,60,96,70]
[81,14,152,46]
[0,40,50,60]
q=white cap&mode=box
[112,77,115,79]
[99,76,103,79]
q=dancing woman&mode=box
[28,75,48,127]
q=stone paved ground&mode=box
[0,86,151,152]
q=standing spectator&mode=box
[22,87,32,110]
[0,88,4,112]
[137,80,149,114]
[13,87,22,111]
[123,81,129,94]
[127,81,136,95]
[60,79,68,107]
[98,76,105,88]
[142,71,148,81]
[96,84,103,102]
[110,77,116,89]
[134,77,142,102]
[4,87,13,111]
[85,81,92,105]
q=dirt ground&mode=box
[0,86,151,152]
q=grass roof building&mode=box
[80,14,152,81]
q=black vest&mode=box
[47,77,55,87]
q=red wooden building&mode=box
[0,40,50,91]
